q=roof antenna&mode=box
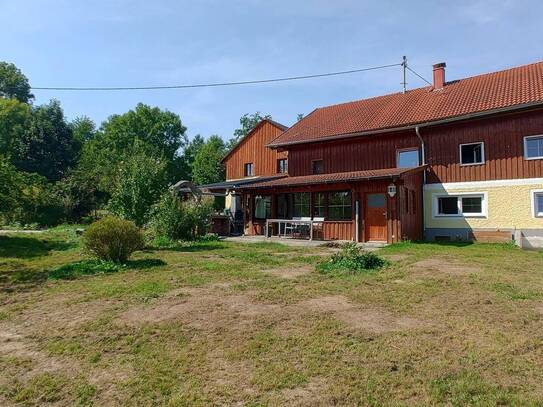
[401,56,408,93]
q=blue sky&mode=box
[2,0,542,142]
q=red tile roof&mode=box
[241,166,424,189]
[269,61,543,147]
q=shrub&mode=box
[318,242,387,274]
[107,146,168,226]
[148,193,214,241]
[83,216,144,263]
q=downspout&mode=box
[415,126,426,240]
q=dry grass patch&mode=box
[120,285,282,330]
[410,256,481,277]
[299,295,426,334]
[261,264,314,279]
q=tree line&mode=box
[0,61,270,227]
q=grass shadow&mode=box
[126,258,167,269]
[1,258,167,291]
[0,235,76,259]
[151,242,225,253]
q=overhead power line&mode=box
[31,62,402,92]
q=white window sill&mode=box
[460,162,485,166]
[525,156,543,160]
[434,214,487,218]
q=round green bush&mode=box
[83,216,144,263]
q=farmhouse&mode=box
[212,61,543,248]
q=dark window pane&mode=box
[312,160,324,174]
[526,137,543,158]
[461,143,483,164]
[293,193,310,217]
[276,194,290,219]
[397,149,419,168]
[328,191,351,220]
[461,197,482,214]
[313,192,326,217]
[438,197,458,215]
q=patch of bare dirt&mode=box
[0,324,132,405]
[410,257,481,277]
[273,377,327,406]
[0,325,77,377]
[206,349,256,400]
[261,264,314,279]
[298,295,425,334]
[119,286,281,330]
[534,303,543,315]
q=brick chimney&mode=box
[432,62,446,90]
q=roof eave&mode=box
[241,166,426,189]
[267,100,543,148]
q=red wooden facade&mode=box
[222,120,288,180]
[242,171,424,244]
[283,108,543,183]
[237,108,543,243]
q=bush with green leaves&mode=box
[318,242,387,274]
[149,192,214,242]
[107,145,168,226]
[83,216,144,263]
[0,158,67,227]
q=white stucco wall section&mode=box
[424,178,543,230]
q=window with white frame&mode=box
[524,135,543,159]
[533,191,543,217]
[434,193,486,217]
[460,142,484,165]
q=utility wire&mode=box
[31,62,402,91]
[406,66,432,86]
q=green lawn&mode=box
[1,228,542,406]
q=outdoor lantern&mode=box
[387,183,397,198]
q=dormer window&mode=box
[244,163,254,177]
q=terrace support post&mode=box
[355,200,360,242]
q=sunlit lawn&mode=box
[1,227,542,406]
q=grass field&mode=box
[1,227,542,406]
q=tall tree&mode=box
[70,116,96,144]
[227,112,271,150]
[178,134,205,180]
[192,135,226,185]
[0,98,31,155]
[98,103,187,160]
[79,103,187,193]
[0,61,34,103]
[12,100,78,181]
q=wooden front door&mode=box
[365,193,387,241]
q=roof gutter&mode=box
[415,126,426,239]
[267,100,543,148]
